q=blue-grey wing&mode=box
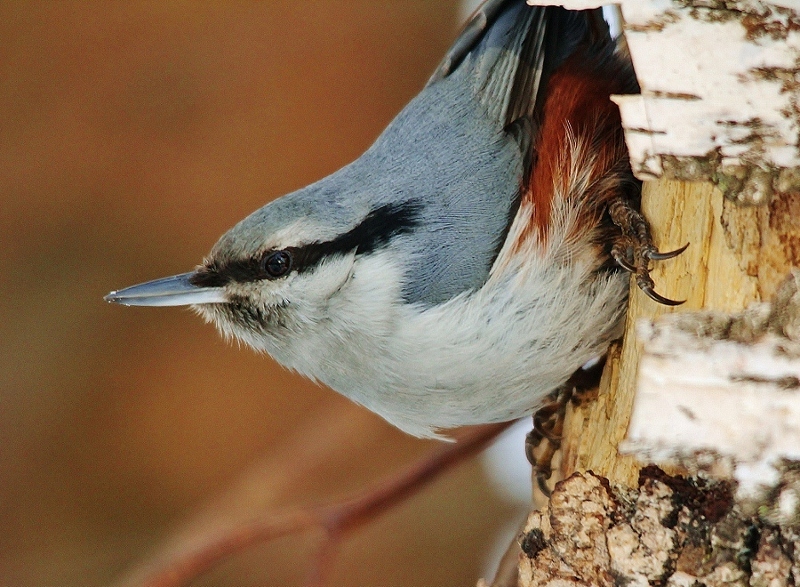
[278,2,612,307]
[378,2,608,306]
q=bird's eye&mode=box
[261,250,292,279]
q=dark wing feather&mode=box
[428,1,610,129]
[428,0,511,83]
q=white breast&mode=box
[262,209,628,439]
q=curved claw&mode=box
[525,436,536,467]
[537,427,563,442]
[536,473,552,497]
[639,283,685,306]
[647,242,690,261]
[613,253,637,273]
[531,414,562,442]
[532,403,559,421]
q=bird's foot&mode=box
[525,358,605,496]
[607,196,688,306]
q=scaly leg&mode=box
[525,358,606,496]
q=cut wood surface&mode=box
[514,178,800,587]
[559,177,799,488]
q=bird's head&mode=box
[105,184,421,354]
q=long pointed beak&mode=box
[104,272,227,307]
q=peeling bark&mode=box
[515,469,800,587]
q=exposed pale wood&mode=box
[560,179,754,486]
[518,180,800,586]
[516,0,800,582]
[558,175,800,489]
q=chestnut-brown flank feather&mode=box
[523,44,639,246]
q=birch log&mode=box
[503,2,800,585]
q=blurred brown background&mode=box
[0,3,522,586]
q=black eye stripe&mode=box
[190,202,421,288]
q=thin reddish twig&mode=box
[119,422,510,587]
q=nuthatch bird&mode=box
[106,0,684,439]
